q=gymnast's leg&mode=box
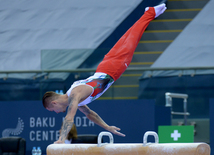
[96,4,166,81]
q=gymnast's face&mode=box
[46,102,66,114]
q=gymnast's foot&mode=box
[145,3,167,18]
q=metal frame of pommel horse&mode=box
[46,131,210,155]
[165,92,190,125]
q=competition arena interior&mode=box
[0,0,213,155]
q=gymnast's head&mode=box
[42,91,68,113]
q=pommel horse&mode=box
[47,131,210,155]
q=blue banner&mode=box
[0,99,170,155]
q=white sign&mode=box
[171,130,181,141]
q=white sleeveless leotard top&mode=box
[66,72,114,106]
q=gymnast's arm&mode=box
[54,85,93,143]
[54,94,79,144]
[78,105,125,137]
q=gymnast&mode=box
[42,3,166,144]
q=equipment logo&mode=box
[2,117,24,137]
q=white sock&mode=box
[145,3,167,18]
[154,3,167,18]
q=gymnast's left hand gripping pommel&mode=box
[106,125,126,137]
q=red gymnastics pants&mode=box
[96,7,156,81]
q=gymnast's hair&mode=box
[42,91,59,108]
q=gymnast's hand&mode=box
[107,126,126,137]
[54,139,64,144]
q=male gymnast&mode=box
[42,3,167,144]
